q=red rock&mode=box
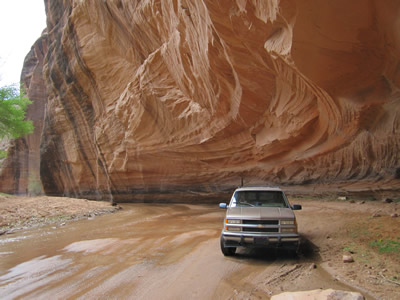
[1,1,400,201]
[343,255,355,263]
[0,32,48,195]
[271,289,364,300]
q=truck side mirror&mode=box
[291,204,302,210]
[219,203,227,209]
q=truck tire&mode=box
[220,235,236,256]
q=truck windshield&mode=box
[231,191,289,208]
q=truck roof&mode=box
[234,186,282,192]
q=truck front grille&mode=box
[242,227,279,233]
[243,220,279,225]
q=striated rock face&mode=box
[6,0,400,201]
[0,32,48,195]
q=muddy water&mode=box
[0,204,354,299]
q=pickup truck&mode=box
[219,186,302,256]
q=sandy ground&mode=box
[0,194,120,234]
[292,197,400,299]
[0,194,399,299]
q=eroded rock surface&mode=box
[0,32,48,195]
[2,0,400,200]
[271,289,365,300]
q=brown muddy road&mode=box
[0,203,374,299]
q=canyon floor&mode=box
[0,194,399,299]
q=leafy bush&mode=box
[0,149,7,159]
[0,84,34,139]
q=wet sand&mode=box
[0,202,398,299]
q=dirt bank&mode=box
[291,196,400,299]
[0,194,120,234]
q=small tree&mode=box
[0,84,34,139]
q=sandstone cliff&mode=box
[0,32,48,195]
[2,0,400,201]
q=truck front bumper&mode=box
[221,231,300,249]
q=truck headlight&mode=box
[281,228,297,233]
[281,220,295,225]
[226,226,241,231]
[226,219,241,224]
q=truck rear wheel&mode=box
[220,235,236,256]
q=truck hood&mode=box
[226,207,295,219]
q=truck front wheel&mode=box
[220,235,236,256]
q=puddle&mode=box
[64,238,120,254]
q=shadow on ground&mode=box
[226,235,320,264]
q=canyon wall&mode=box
[2,0,400,201]
[0,33,48,195]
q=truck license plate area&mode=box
[254,237,268,245]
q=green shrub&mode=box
[369,239,400,254]
[0,149,7,159]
